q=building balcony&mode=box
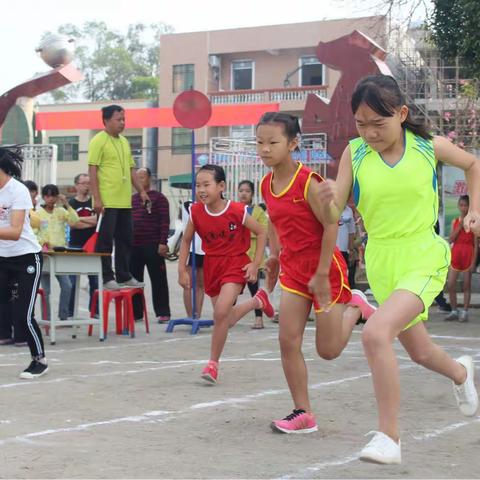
[208,86,328,106]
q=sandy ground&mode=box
[0,261,479,479]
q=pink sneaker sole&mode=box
[201,372,217,384]
[270,409,318,434]
[270,422,318,434]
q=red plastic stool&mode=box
[88,290,125,338]
[119,288,149,338]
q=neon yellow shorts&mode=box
[365,230,450,329]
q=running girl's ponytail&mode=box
[0,146,23,179]
[351,75,432,140]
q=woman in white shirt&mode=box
[0,147,48,379]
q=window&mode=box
[172,64,195,92]
[300,56,324,86]
[230,125,254,138]
[49,136,79,161]
[125,135,142,157]
[172,128,192,154]
[232,60,254,90]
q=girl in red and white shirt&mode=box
[178,164,273,384]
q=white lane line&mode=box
[0,378,67,389]
[278,453,361,479]
[0,362,204,389]
[0,335,210,358]
[350,330,480,342]
[411,416,480,440]
[429,334,480,342]
[7,411,172,446]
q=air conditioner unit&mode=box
[209,55,221,69]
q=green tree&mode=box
[44,21,173,102]
[430,0,480,79]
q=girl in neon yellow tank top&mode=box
[320,75,480,464]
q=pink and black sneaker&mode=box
[349,289,377,324]
[271,409,318,434]
[201,360,218,384]
[254,288,275,318]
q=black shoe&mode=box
[19,360,49,379]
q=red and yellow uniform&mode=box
[190,200,251,297]
[451,217,475,272]
[260,162,351,311]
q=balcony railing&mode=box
[209,86,328,105]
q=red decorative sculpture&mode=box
[0,64,83,131]
[302,30,392,177]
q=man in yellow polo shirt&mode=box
[88,105,150,290]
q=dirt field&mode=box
[0,262,479,479]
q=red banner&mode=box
[35,103,279,130]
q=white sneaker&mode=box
[445,309,459,321]
[453,355,479,416]
[103,280,121,290]
[359,431,401,464]
[119,278,145,288]
[459,310,469,323]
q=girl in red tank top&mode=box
[256,112,376,434]
[178,165,274,384]
[446,195,478,322]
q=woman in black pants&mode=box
[0,147,48,379]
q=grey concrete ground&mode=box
[0,261,479,479]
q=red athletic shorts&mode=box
[279,247,351,312]
[203,254,250,298]
[451,244,474,271]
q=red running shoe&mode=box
[255,288,275,318]
[271,409,318,434]
[201,361,218,384]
